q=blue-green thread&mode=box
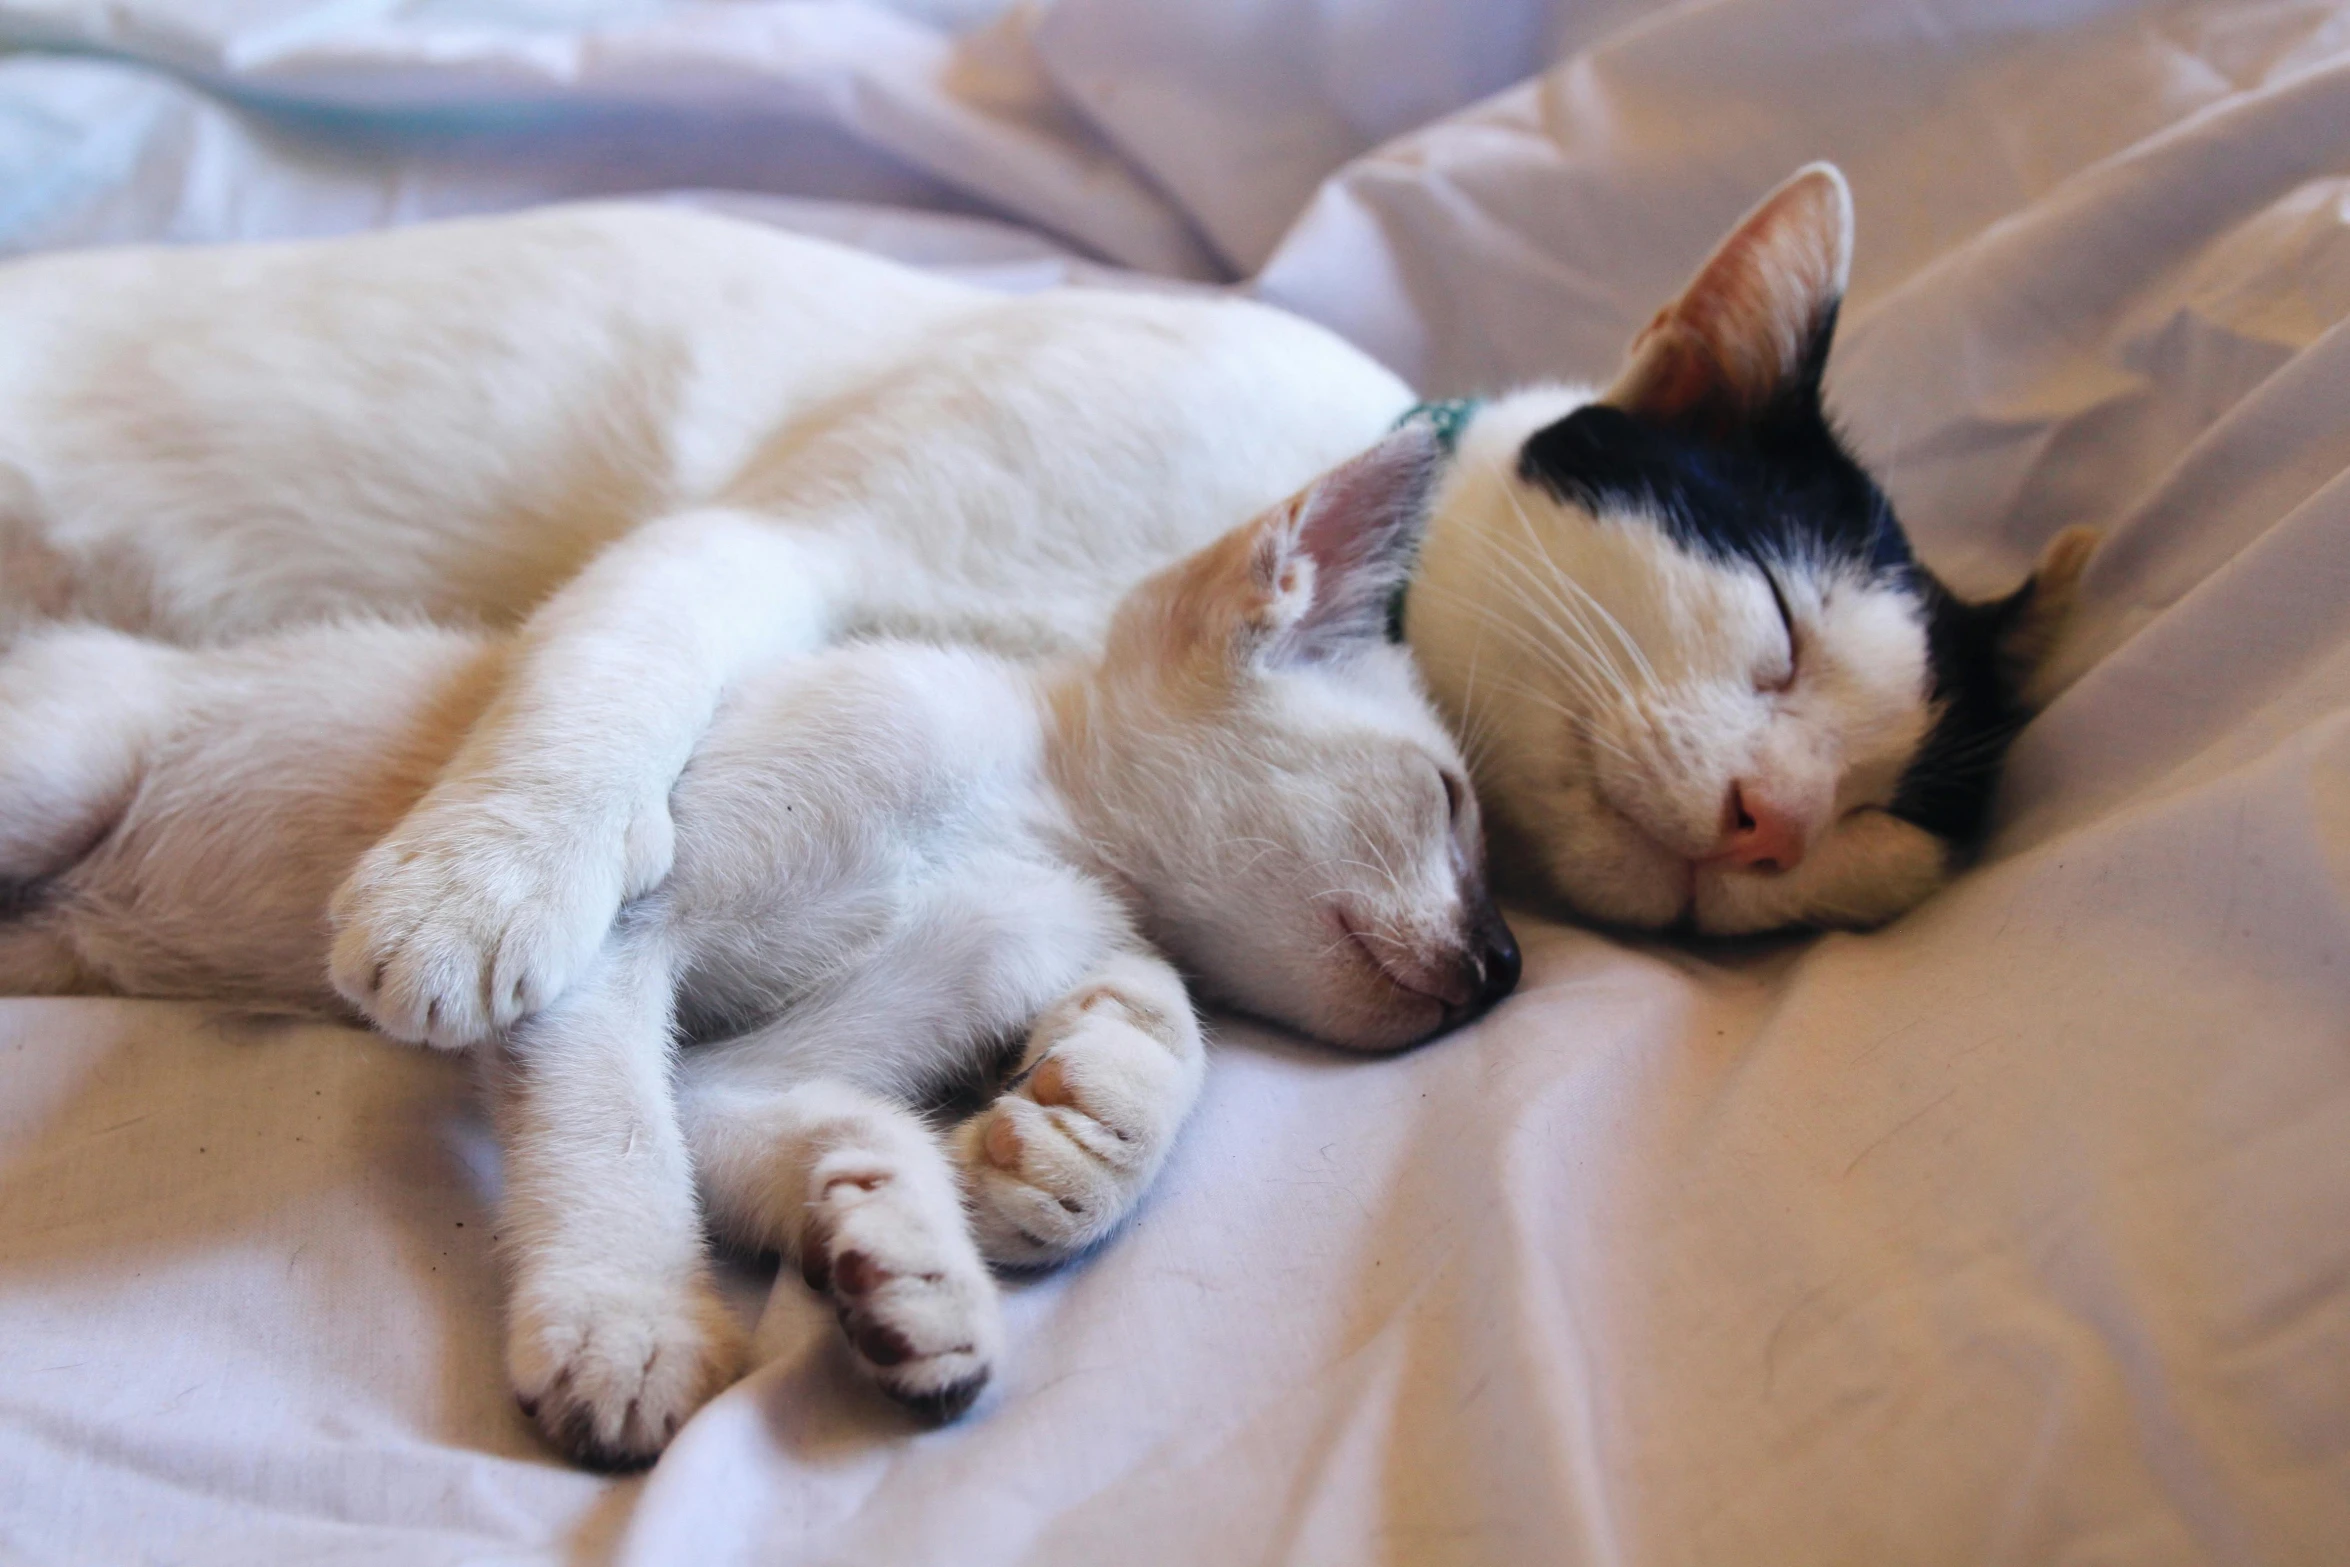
[1397,396,1484,455]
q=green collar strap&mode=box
[1395,396,1484,455]
[1385,397,1485,640]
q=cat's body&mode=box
[0,435,1515,1465]
[0,202,1394,650]
[0,169,2091,1061]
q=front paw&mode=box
[953,996,1198,1268]
[802,1172,1000,1422]
[327,789,673,1048]
[508,1269,745,1471]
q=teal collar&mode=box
[1395,396,1484,455]
[1385,397,1485,640]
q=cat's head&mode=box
[1066,429,1518,1052]
[1407,164,2095,935]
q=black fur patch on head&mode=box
[1516,306,1911,577]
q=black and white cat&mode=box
[1410,169,2095,934]
[0,161,2086,1043]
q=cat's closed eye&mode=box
[1758,571,1799,694]
[1441,768,1468,827]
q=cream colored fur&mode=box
[0,438,1506,1465]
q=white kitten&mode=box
[0,433,1513,1466]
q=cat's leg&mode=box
[494,914,745,1470]
[951,948,1205,1267]
[678,1062,1000,1421]
[329,508,844,1049]
[0,625,180,884]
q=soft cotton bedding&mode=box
[1,2,2345,1563]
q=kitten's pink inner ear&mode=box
[1236,425,1439,664]
[1606,163,1855,431]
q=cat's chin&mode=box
[1489,804,1698,932]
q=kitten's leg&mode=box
[679,1064,1000,1421]
[0,627,172,989]
[329,508,843,1049]
[951,948,1205,1267]
[494,915,745,1470]
[0,626,180,883]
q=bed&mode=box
[1,2,2344,1562]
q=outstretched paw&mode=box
[953,987,1200,1268]
[802,1169,1000,1422]
[508,1269,744,1471]
[328,788,673,1049]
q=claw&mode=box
[890,1368,989,1425]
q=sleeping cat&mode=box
[0,432,1514,1467]
[0,163,2089,1054]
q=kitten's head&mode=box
[1071,429,1518,1052]
[1408,164,2095,934]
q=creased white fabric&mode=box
[0,3,2344,1564]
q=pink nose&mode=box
[1712,781,1808,873]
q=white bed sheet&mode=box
[1,3,2346,1563]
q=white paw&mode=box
[801,1168,1000,1422]
[954,994,1198,1267]
[508,1269,744,1471]
[327,788,673,1049]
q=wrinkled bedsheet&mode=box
[1,3,2346,1563]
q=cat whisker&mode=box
[1346,823,1400,889]
[1477,676,1643,768]
[1452,636,1508,771]
[1410,584,1635,737]
[1417,580,1627,719]
[1499,482,1659,688]
[1509,500,1660,692]
[1470,557,1647,716]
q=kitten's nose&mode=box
[1462,898,1521,1017]
[1713,781,1808,874]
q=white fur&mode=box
[0,453,1498,1464]
[0,183,1983,1049]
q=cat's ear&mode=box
[1605,163,1854,436]
[1990,525,2099,696]
[1232,425,1441,667]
